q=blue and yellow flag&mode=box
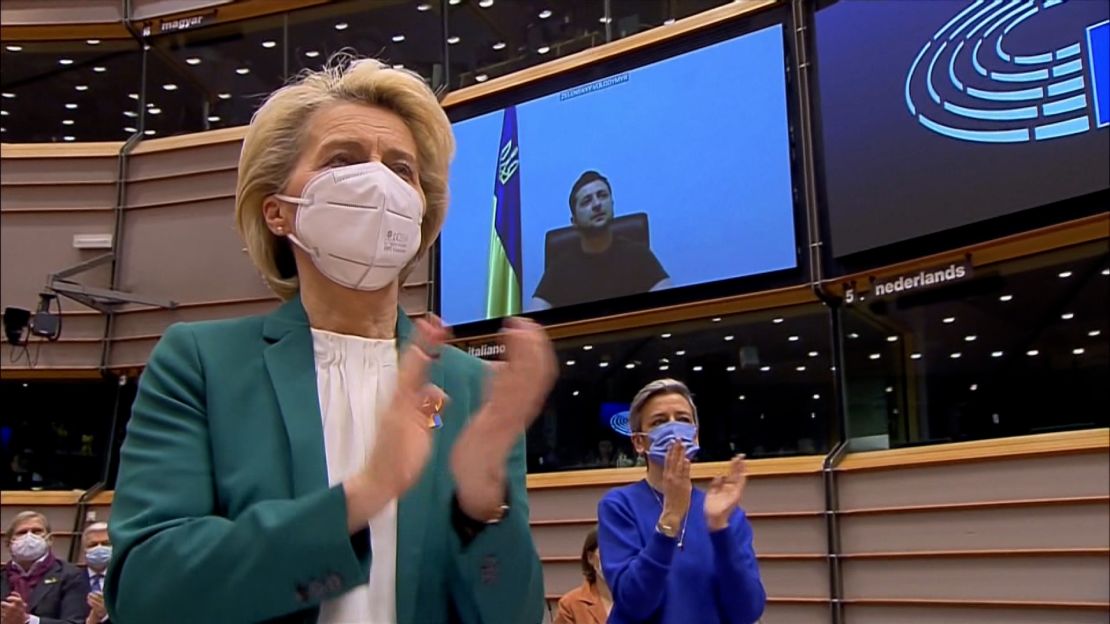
[485,106,523,317]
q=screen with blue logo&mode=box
[816,0,1110,257]
[439,23,796,326]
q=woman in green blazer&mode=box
[105,58,556,624]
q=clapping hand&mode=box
[704,455,747,532]
[1,593,28,624]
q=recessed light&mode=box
[392,64,404,69]
[661,333,672,339]
[772,317,784,324]
[417,3,432,10]
[965,335,977,342]
[0,110,8,116]
[711,317,722,323]
[262,40,277,49]
[572,390,580,396]
[392,34,406,43]
[62,119,74,126]
[812,394,820,400]
[991,351,1004,358]
[1102,268,1110,276]
[625,363,636,369]
[475,74,489,82]
[808,351,819,357]
[886,335,899,342]
[1072,348,1085,355]
[950,352,962,359]
[335,22,349,30]
[65,103,78,109]
[583,345,593,351]
[664,18,676,25]
[848,332,859,339]
[1090,330,1102,337]
[492,41,506,50]
[305,50,320,58]
[726,365,737,372]
[63,135,75,141]
[162,84,178,91]
[659,364,669,371]
[599,16,613,23]
[724,335,734,342]
[218,92,232,100]
[565,360,575,366]
[675,350,686,356]
[123,126,136,133]
[86,39,100,45]
[539,9,553,19]
[760,365,771,372]
[910,352,922,360]
[1,92,14,98]
[943,317,956,324]
[148,107,162,115]
[75,85,89,91]
[236,67,250,75]
[999,294,1013,302]
[885,386,894,393]
[795,365,806,371]
[598,361,609,368]
[1026,349,1039,356]
[479,0,494,7]
[788,335,800,342]
[207,115,220,122]
[128,93,139,100]
[1058,270,1072,278]
[186,57,202,65]
[738,394,746,400]
[447,36,461,45]
[537,46,551,54]
[869,353,880,360]
[6,45,23,52]
[692,365,703,372]
[969,383,978,391]
[93,65,106,73]
[59,58,74,66]
[449,0,461,4]
[1061,313,1075,320]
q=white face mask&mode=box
[11,533,49,561]
[276,161,424,291]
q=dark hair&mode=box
[580,527,599,584]
[568,170,611,212]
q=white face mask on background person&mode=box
[11,532,50,561]
[276,161,424,291]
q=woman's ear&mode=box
[631,432,648,456]
[262,196,292,236]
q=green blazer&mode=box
[105,296,544,624]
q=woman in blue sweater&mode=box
[597,379,765,624]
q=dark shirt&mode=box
[534,236,667,307]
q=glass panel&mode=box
[0,39,142,143]
[608,0,734,40]
[842,242,1110,448]
[527,303,835,472]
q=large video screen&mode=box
[439,23,797,326]
[816,0,1110,257]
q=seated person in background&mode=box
[554,528,611,624]
[80,523,111,624]
[1,511,89,624]
[598,379,765,624]
[532,171,670,309]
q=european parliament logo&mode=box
[906,0,1109,142]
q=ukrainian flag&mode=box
[485,105,523,318]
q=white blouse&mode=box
[312,328,399,624]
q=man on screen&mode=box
[532,171,670,310]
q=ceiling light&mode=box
[207,115,221,122]
[788,335,800,342]
[1061,312,1075,320]
[162,84,178,91]
[1,92,14,99]
[664,18,676,25]
[565,360,575,366]
[571,390,580,397]
[943,317,956,324]
[583,345,593,351]
[392,34,406,43]
[625,363,636,369]
[75,85,89,92]
[148,107,162,115]
[63,136,75,141]
[335,22,349,30]
[447,36,461,45]
[65,103,78,109]
[417,3,432,10]
[965,335,977,342]
[599,16,613,23]
[59,58,74,65]
[538,46,551,54]
[1089,330,1102,337]
[1026,349,1039,356]
[479,0,494,6]
[868,353,880,360]
[760,365,771,372]
[305,50,320,58]
[950,352,962,359]
[539,9,553,19]
[808,351,819,357]
[86,39,100,45]
[692,365,703,372]
[492,41,506,50]
[724,335,735,342]
[659,364,669,371]
[261,40,277,49]
[661,333,672,339]
[848,332,859,339]
[969,383,978,391]
[62,119,74,126]
[991,351,1004,358]
[5,45,23,52]
[236,67,250,75]
[885,386,893,393]
[675,350,686,356]
[186,57,202,65]
[659,358,670,364]
[999,294,1013,302]
[738,394,746,400]
[887,335,898,342]
[772,317,784,324]
[598,361,609,368]
[123,126,136,133]
[711,317,722,323]
[0,110,7,116]
[392,63,405,69]
[812,394,821,400]
[726,365,737,372]
[795,365,806,371]
[1058,270,1072,278]
[1073,347,1085,355]
[128,93,139,99]
[475,73,489,82]
[1102,268,1109,276]
[910,352,922,359]
[93,66,106,73]
[449,0,461,4]
[218,92,232,99]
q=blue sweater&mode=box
[597,480,765,624]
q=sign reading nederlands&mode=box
[870,261,971,299]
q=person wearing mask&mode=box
[106,57,557,624]
[554,528,611,624]
[1,512,89,624]
[79,524,110,624]
[597,379,765,624]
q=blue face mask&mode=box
[642,421,699,464]
[85,545,112,568]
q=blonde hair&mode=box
[6,511,50,541]
[235,57,455,299]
